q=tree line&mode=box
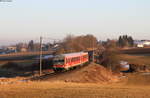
[118,35,134,47]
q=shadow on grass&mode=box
[0,60,53,78]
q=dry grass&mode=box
[0,52,150,98]
[126,73,150,86]
[0,81,150,98]
[42,63,117,83]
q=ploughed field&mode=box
[121,47,150,54]
[1,70,150,98]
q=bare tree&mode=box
[56,34,98,54]
[102,40,120,71]
[28,40,34,51]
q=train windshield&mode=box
[53,59,64,65]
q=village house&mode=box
[134,40,150,48]
[6,46,17,53]
[0,48,6,54]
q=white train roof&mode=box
[56,52,88,58]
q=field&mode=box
[118,54,150,65]
[119,47,150,64]
[120,47,150,54]
[0,62,150,98]
[0,82,150,98]
[0,50,150,98]
[0,51,52,58]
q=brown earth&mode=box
[42,63,119,83]
[120,47,150,54]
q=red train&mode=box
[53,52,89,71]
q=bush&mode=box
[101,40,121,72]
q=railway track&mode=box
[30,62,90,81]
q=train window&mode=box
[75,57,77,61]
[53,60,64,63]
[72,57,76,62]
[76,57,78,61]
[71,58,73,62]
[66,59,70,63]
[53,59,64,65]
[73,58,75,61]
[68,59,69,62]
[70,56,81,62]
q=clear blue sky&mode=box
[0,0,150,45]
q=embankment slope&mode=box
[43,63,118,83]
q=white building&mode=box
[137,44,144,48]
[7,46,17,51]
[134,40,150,48]
[144,41,150,46]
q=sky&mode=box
[0,0,150,45]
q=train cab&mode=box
[53,55,65,71]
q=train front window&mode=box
[53,59,64,65]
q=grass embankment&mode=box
[0,82,150,98]
[41,63,117,83]
[0,60,36,67]
[0,60,36,77]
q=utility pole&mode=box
[92,38,95,62]
[39,36,43,76]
